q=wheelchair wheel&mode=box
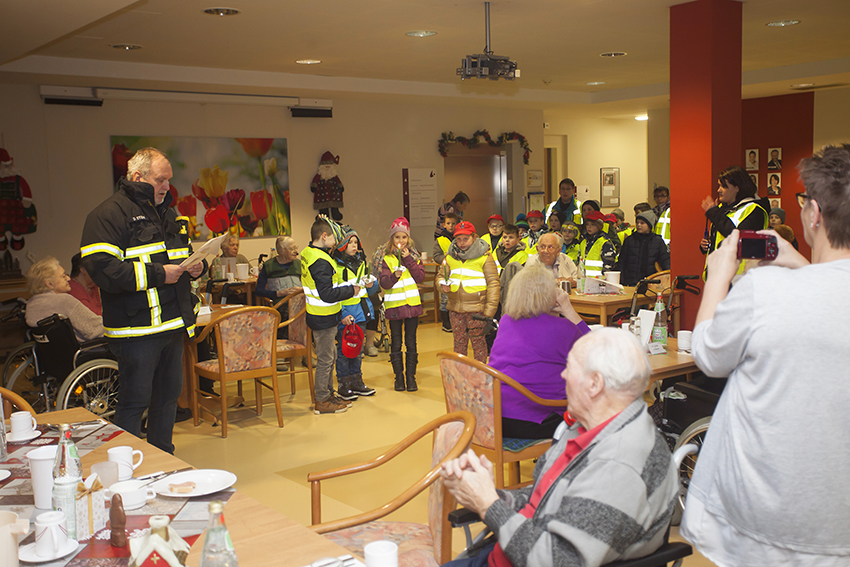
[673,416,711,513]
[3,342,34,386]
[4,342,56,413]
[56,359,120,420]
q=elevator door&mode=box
[444,148,507,233]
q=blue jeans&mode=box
[336,322,364,379]
[109,330,184,454]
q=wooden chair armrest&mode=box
[271,288,304,310]
[278,305,307,329]
[191,306,280,345]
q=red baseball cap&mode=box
[341,324,364,358]
[453,221,476,237]
[526,210,544,219]
[487,214,505,224]
[584,211,606,222]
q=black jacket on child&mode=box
[615,231,670,287]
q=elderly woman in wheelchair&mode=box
[440,329,679,567]
[25,256,103,341]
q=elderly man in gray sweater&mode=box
[441,328,678,567]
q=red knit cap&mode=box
[584,211,606,222]
[389,216,410,237]
[453,221,476,237]
[526,210,544,219]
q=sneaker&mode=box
[349,382,376,397]
[314,397,349,414]
[332,393,354,407]
[442,324,452,333]
[335,388,358,402]
[365,345,378,357]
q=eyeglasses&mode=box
[796,192,815,209]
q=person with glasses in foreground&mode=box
[681,145,850,566]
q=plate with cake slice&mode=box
[151,469,237,497]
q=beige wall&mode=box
[544,114,649,215]
[646,108,671,197]
[814,86,850,150]
[0,82,543,270]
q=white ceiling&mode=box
[2,0,849,117]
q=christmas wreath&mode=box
[438,129,531,164]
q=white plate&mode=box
[151,469,237,497]
[7,429,43,443]
[0,470,11,481]
[19,538,79,563]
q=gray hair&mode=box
[275,236,296,256]
[574,328,651,397]
[538,231,563,249]
[503,263,557,320]
[126,147,168,180]
[26,256,61,295]
[220,231,239,252]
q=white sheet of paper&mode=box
[180,233,228,267]
[638,309,657,346]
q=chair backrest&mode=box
[647,270,671,295]
[1,386,36,417]
[213,307,279,373]
[439,356,496,451]
[427,419,469,563]
[288,292,308,345]
[30,314,79,381]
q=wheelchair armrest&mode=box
[79,338,108,351]
[602,542,692,567]
[448,507,481,527]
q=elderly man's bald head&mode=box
[536,232,563,266]
[569,328,651,398]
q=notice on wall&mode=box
[403,168,439,226]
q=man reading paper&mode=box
[81,147,205,453]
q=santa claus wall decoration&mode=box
[0,147,37,251]
[310,151,344,220]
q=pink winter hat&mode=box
[389,216,410,237]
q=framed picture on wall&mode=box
[600,167,620,207]
[749,173,758,189]
[527,191,545,212]
[745,149,758,171]
[767,172,781,195]
[767,147,782,170]
[770,197,781,210]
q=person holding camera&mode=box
[681,145,850,566]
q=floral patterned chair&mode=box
[272,289,315,404]
[438,350,567,489]
[191,306,282,438]
[308,411,476,567]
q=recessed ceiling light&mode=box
[406,30,437,37]
[586,81,606,86]
[110,44,142,51]
[766,19,799,27]
[791,83,814,88]
[296,59,322,65]
[635,115,649,121]
[600,52,627,58]
[203,7,240,16]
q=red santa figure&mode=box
[0,148,37,251]
[310,151,344,220]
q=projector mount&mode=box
[457,2,520,81]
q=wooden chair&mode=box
[308,411,475,566]
[272,289,315,404]
[1,386,36,417]
[438,351,567,489]
[191,306,282,438]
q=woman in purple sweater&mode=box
[489,263,590,439]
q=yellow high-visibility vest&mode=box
[444,254,488,293]
[581,237,608,277]
[301,247,342,316]
[654,209,671,246]
[491,247,529,275]
[337,262,367,306]
[382,254,421,309]
[703,201,768,279]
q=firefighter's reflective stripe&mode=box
[81,242,124,260]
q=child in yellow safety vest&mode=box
[432,212,458,332]
[439,221,500,363]
[379,217,426,392]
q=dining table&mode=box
[570,287,683,332]
[1,408,355,566]
[648,337,698,385]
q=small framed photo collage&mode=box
[745,147,782,207]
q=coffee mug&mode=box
[10,411,37,436]
[236,263,249,280]
[250,266,260,277]
[364,540,398,567]
[91,461,119,490]
[34,511,68,558]
[107,480,157,510]
[27,446,58,509]
[226,272,236,282]
[107,446,144,481]
[605,271,621,286]
[678,330,693,352]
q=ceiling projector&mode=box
[457,2,519,81]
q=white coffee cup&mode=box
[226,272,236,282]
[34,511,68,558]
[10,411,37,436]
[364,540,398,567]
[678,330,693,352]
[107,446,144,481]
[107,480,156,511]
[236,263,249,280]
[90,461,119,490]
[250,266,260,277]
[420,251,428,261]
[26,446,58,509]
[605,271,621,286]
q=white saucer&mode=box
[7,429,42,443]
[0,470,11,481]
[18,538,79,563]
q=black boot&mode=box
[405,352,418,392]
[441,310,452,333]
[390,353,405,391]
[336,376,357,401]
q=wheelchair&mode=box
[4,314,120,419]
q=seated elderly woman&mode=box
[210,232,249,275]
[255,236,302,301]
[489,263,589,439]
[25,256,103,342]
[441,328,678,567]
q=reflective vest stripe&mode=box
[167,248,189,260]
[301,247,343,316]
[445,254,488,293]
[383,255,421,309]
[582,238,607,277]
[339,263,367,306]
[654,209,671,245]
[81,243,124,260]
[704,201,768,279]
[104,316,185,338]
[125,241,167,259]
[133,261,147,292]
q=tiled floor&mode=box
[173,320,714,565]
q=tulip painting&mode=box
[110,135,290,239]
